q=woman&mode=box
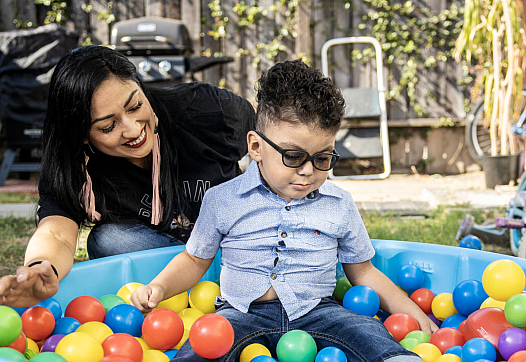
[0,45,255,307]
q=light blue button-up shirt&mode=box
[186,161,375,320]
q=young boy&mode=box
[131,60,437,361]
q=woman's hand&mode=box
[0,260,59,308]
[130,283,165,313]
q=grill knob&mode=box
[159,60,172,74]
[138,60,151,74]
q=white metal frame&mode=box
[321,36,391,180]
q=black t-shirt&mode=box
[37,82,255,235]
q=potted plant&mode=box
[453,0,526,188]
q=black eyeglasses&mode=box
[254,129,340,171]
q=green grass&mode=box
[0,192,39,204]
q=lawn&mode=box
[0,204,509,276]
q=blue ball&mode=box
[342,285,380,317]
[164,349,178,359]
[459,235,482,250]
[461,337,497,362]
[11,306,29,316]
[444,345,462,357]
[397,265,424,293]
[441,314,467,329]
[104,304,144,337]
[250,356,277,362]
[452,279,488,316]
[36,297,63,321]
[52,316,80,335]
[315,346,347,362]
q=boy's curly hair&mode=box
[255,59,345,133]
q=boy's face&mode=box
[247,122,337,203]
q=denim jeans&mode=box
[87,223,185,259]
[174,298,423,362]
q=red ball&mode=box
[65,295,106,324]
[189,314,235,359]
[383,313,420,342]
[6,332,26,354]
[429,327,464,354]
[100,356,135,362]
[21,306,55,341]
[102,333,143,362]
[142,308,184,350]
[410,288,435,314]
[464,307,515,356]
[509,350,526,362]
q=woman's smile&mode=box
[124,126,147,148]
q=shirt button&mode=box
[281,232,287,238]
[285,206,291,211]
[271,273,277,280]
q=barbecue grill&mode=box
[111,16,232,83]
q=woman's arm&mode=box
[343,260,439,335]
[0,215,79,307]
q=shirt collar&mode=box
[237,160,343,200]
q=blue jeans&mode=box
[87,223,185,259]
[174,298,422,362]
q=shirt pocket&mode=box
[298,217,342,249]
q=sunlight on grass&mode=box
[0,192,39,204]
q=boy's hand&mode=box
[130,283,165,313]
[413,312,439,336]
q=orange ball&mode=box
[410,288,435,314]
[142,308,184,350]
[21,306,55,341]
[189,314,235,359]
[65,296,106,324]
[383,313,420,342]
[508,350,526,362]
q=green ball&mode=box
[333,277,352,302]
[276,330,317,362]
[504,293,526,327]
[399,337,420,351]
[404,330,430,343]
[0,347,27,362]
[0,306,23,346]
[98,294,126,314]
[30,352,68,362]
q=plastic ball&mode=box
[431,293,457,321]
[400,337,420,351]
[41,334,65,352]
[459,235,482,250]
[6,331,26,354]
[383,313,420,342]
[0,306,23,346]
[463,307,515,353]
[76,321,114,344]
[142,308,184,350]
[98,295,126,314]
[508,350,526,362]
[30,352,69,362]
[55,332,105,362]
[174,328,189,350]
[482,259,526,302]
[250,357,277,362]
[405,330,430,343]
[427,314,441,328]
[0,347,27,362]
[178,307,205,321]
[26,337,39,353]
[444,345,462,357]
[480,296,506,310]
[36,298,63,322]
[410,288,435,314]
[342,285,380,317]
[333,277,352,302]
[64,295,106,324]
[434,355,461,362]
[135,337,150,352]
[21,306,56,341]
[104,304,144,337]
[142,349,170,362]
[102,333,144,362]
[188,314,235,359]
[163,349,177,359]
[504,293,526,327]
[440,314,466,330]
[157,291,189,313]
[315,346,347,362]
[397,265,425,294]
[188,281,221,314]
[452,279,488,316]
[99,357,135,362]
[116,282,143,304]
[239,343,272,362]
[429,327,464,354]
[497,327,526,360]
[411,342,442,362]
[461,337,497,362]
[52,316,81,335]
[276,330,317,362]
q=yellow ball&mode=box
[55,332,104,362]
[239,343,272,362]
[117,282,143,304]
[142,349,170,362]
[435,354,462,362]
[76,321,113,344]
[135,337,151,352]
[480,296,506,310]
[411,342,442,362]
[178,307,205,321]
[26,338,39,353]
[157,291,189,313]
[174,329,189,350]
[188,281,220,314]
[431,293,457,321]
[482,259,526,302]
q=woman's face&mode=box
[88,77,156,168]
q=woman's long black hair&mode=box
[39,45,186,231]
